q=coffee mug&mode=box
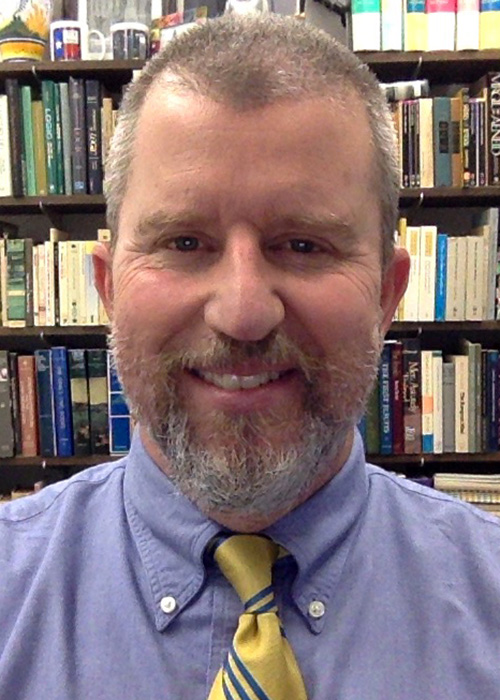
[111,22,149,60]
[50,20,106,61]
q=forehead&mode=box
[121,86,379,236]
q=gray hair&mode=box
[104,14,399,267]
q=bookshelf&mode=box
[1,53,500,496]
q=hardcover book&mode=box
[87,348,109,454]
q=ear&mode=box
[93,242,114,320]
[379,246,410,335]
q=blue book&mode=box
[433,97,452,187]
[434,233,448,321]
[379,342,393,455]
[487,350,499,452]
[51,347,74,457]
[107,352,131,454]
[34,349,56,457]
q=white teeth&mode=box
[198,370,282,391]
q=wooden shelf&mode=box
[0,59,143,85]
[369,453,500,477]
[399,187,500,206]
[0,325,107,337]
[359,50,500,83]
[0,455,118,469]
[390,321,500,333]
[0,194,105,214]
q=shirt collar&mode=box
[124,428,368,634]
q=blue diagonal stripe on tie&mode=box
[225,658,253,700]
[244,585,274,611]
[253,599,277,614]
[223,675,237,700]
[230,645,271,700]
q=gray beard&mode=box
[110,328,382,518]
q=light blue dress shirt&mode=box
[2,429,500,699]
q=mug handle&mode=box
[87,29,106,60]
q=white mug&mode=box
[50,20,106,61]
[110,22,149,60]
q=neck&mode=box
[140,426,354,532]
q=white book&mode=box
[67,242,79,326]
[452,354,469,453]
[421,350,434,453]
[427,0,456,50]
[351,0,382,50]
[44,240,54,327]
[85,241,99,325]
[58,241,68,326]
[432,351,443,454]
[419,98,434,188]
[32,246,39,327]
[456,0,480,49]
[418,225,437,321]
[402,225,420,321]
[465,234,484,320]
[37,244,46,327]
[0,96,12,198]
[455,236,468,321]
[77,241,87,326]
[381,0,403,49]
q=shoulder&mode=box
[365,462,500,552]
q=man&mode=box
[1,14,500,700]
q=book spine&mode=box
[421,350,434,453]
[479,0,500,48]
[68,348,91,456]
[469,98,477,186]
[433,97,452,187]
[20,85,36,196]
[24,238,34,327]
[461,87,471,187]
[351,0,382,50]
[477,98,487,186]
[68,76,87,194]
[107,351,131,454]
[17,355,39,456]
[456,0,480,49]
[426,0,455,51]
[51,347,74,457]
[391,341,404,455]
[87,348,109,454]
[0,350,15,457]
[5,78,24,197]
[85,79,103,195]
[488,350,499,450]
[379,343,393,455]
[404,0,427,50]
[432,351,443,454]
[489,73,500,185]
[8,351,22,455]
[402,100,410,188]
[453,354,469,453]
[32,100,48,196]
[0,94,13,197]
[41,80,58,195]
[58,81,73,195]
[465,234,484,320]
[381,0,403,49]
[435,232,448,321]
[365,378,380,454]
[419,97,434,188]
[403,337,422,454]
[6,238,26,327]
[418,225,437,322]
[34,349,56,457]
[52,81,64,195]
[442,361,455,452]
[450,96,463,187]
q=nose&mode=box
[203,230,285,342]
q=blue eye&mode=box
[290,239,317,253]
[173,236,200,251]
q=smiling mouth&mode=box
[189,369,293,391]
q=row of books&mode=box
[433,472,500,514]
[352,0,500,52]
[395,212,499,322]
[0,77,119,198]
[386,74,500,189]
[0,347,131,459]
[0,228,109,328]
[359,337,500,456]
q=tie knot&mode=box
[212,535,279,613]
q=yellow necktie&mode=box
[208,534,308,700]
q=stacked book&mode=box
[0,227,110,328]
[360,337,500,455]
[434,473,500,516]
[0,77,118,198]
[382,73,500,190]
[395,211,500,322]
[352,0,500,51]
[0,347,131,459]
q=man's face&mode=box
[95,88,408,523]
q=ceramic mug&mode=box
[111,21,149,60]
[0,0,53,62]
[50,20,106,61]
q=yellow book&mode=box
[404,1,427,50]
[58,241,69,326]
[479,8,500,48]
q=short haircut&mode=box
[105,14,398,267]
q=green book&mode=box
[20,85,36,196]
[68,349,91,456]
[6,238,26,327]
[41,80,58,195]
[52,82,64,195]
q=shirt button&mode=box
[160,596,177,614]
[308,600,326,618]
